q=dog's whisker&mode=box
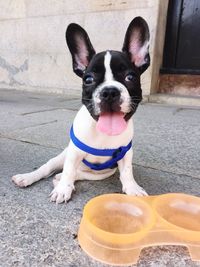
[130,97,142,101]
[130,103,138,112]
[85,102,94,111]
[82,99,92,101]
[82,97,94,101]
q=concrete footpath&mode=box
[0,89,200,267]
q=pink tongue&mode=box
[96,112,127,136]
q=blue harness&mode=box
[70,126,132,171]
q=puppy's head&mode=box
[66,17,150,135]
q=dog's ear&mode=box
[66,23,96,77]
[122,17,150,74]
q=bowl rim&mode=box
[152,193,200,233]
[82,193,156,243]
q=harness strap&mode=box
[70,125,132,171]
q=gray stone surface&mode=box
[133,104,200,179]
[0,89,200,267]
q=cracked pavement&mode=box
[0,89,200,267]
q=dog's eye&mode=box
[84,75,94,85]
[125,73,135,82]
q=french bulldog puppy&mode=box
[12,17,150,204]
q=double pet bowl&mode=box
[78,193,200,265]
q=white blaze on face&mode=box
[104,51,114,82]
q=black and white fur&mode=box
[12,17,150,204]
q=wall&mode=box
[0,0,168,97]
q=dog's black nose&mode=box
[100,87,120,102]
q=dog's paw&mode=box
[123,183,148,196]
[50,183,74,204]
[12,174,32,187]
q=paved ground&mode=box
[0,89,200,267]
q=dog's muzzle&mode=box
[99,87,121,112]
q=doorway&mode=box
[159,0,200,96]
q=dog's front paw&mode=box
[123,182,148,196]
[50,183,74,204]
[12,174,32,187]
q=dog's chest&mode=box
[72,106,134,165]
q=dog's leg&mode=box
[118,149,147,196]
[12,148,67,187]
[50,144,84,204]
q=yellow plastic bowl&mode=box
[78,194,155,265]
[153,193,200,241]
